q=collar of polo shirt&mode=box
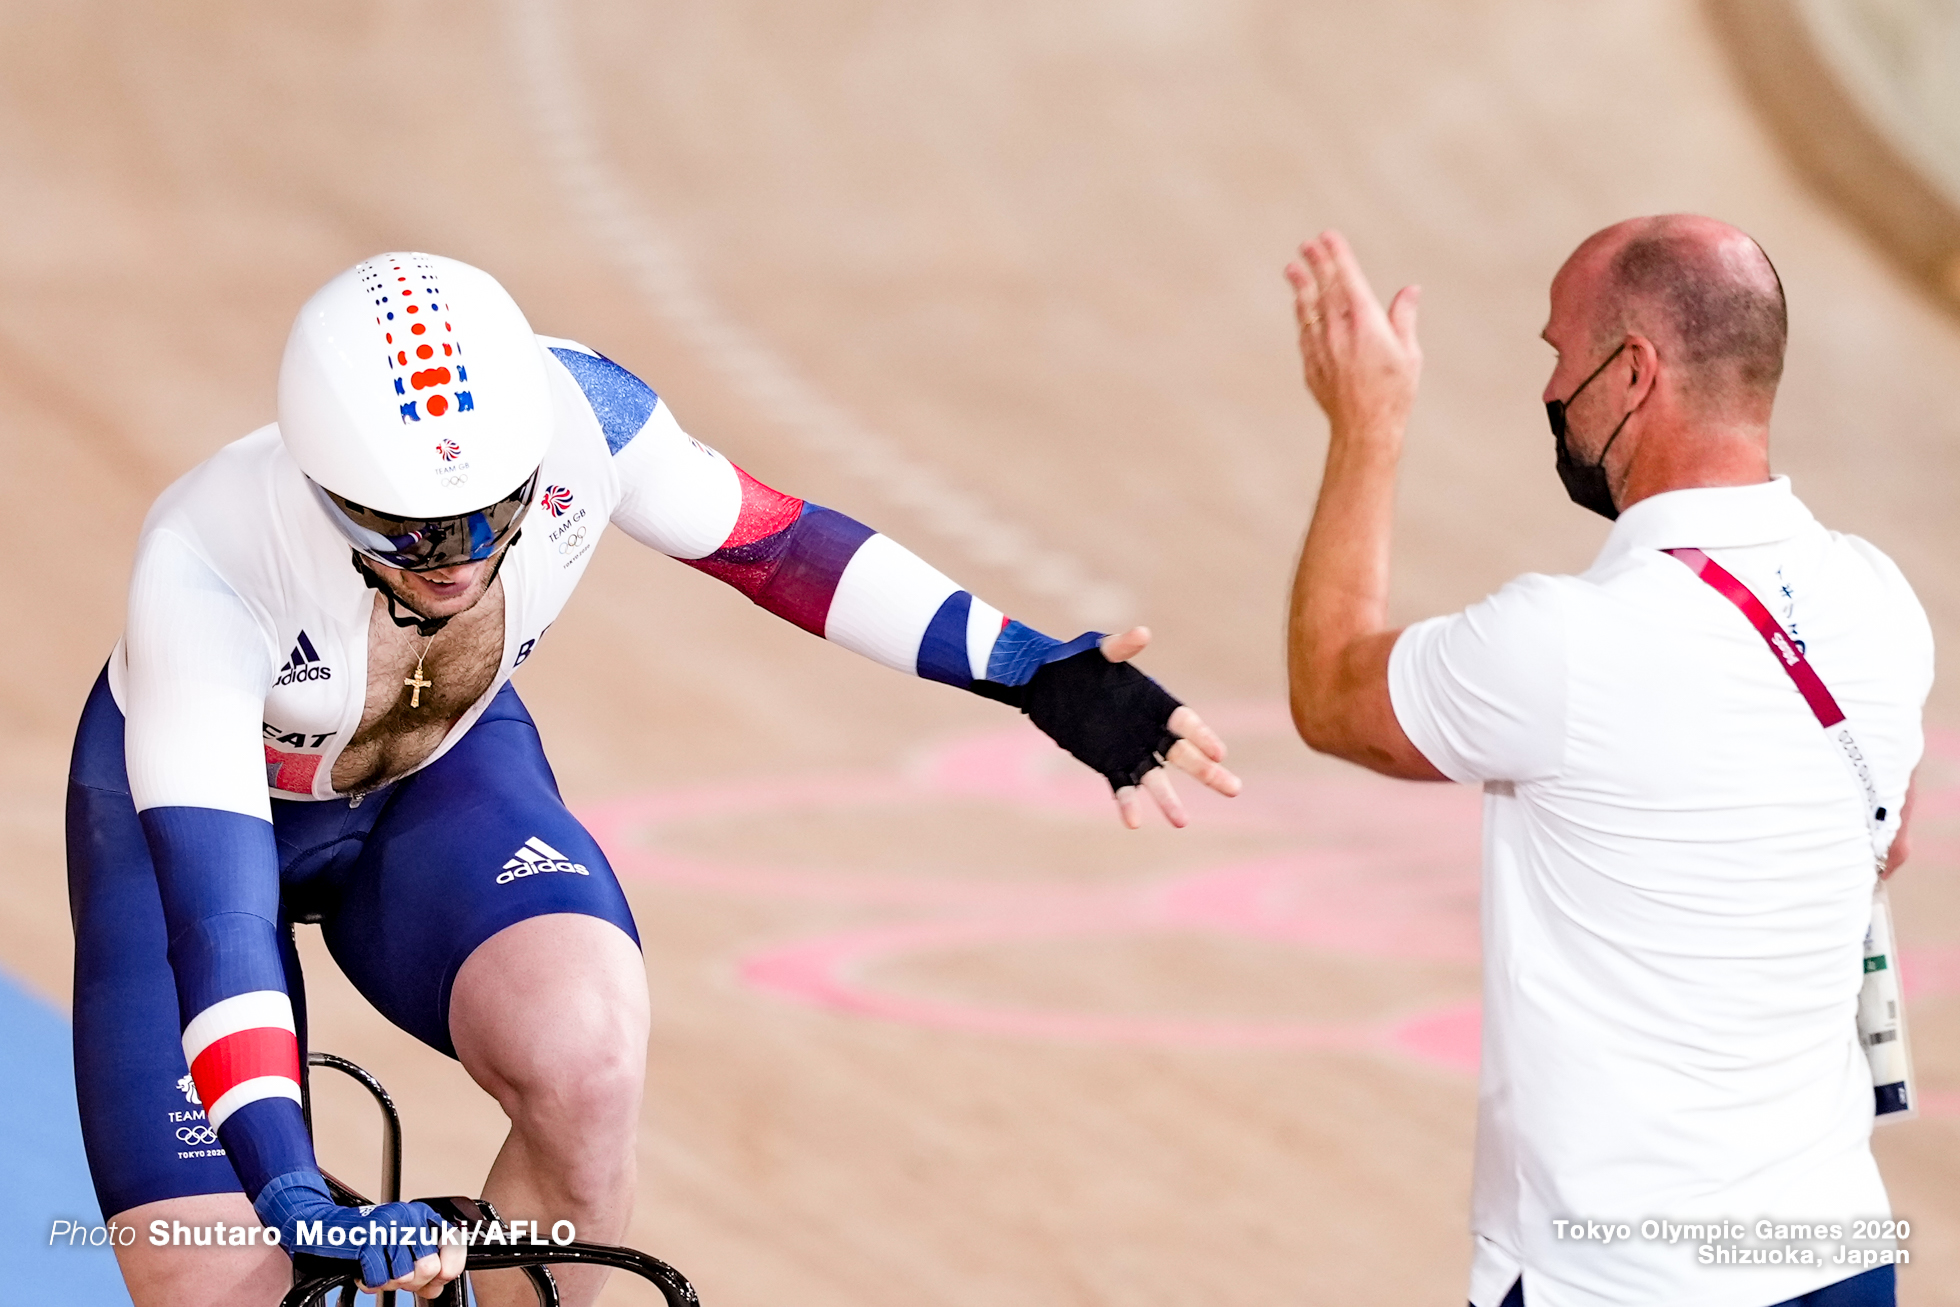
[1591,475,1811,570]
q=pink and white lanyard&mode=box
[1666,547,1894,870]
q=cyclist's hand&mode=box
[377,1234,466,1299]
[255,1172,459,1294]
[1017,628,1240,826]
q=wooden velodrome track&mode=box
[5,1,1960,1302]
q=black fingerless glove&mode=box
[973,648,1182,791]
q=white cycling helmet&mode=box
[279,252,550,571]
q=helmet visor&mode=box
[310,470,538,572]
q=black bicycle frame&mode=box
[283,1054,699,1307]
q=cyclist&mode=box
[67,252,1239,1304]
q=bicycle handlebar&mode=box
[282,1234,700,1307]
[282,1053,700,1307]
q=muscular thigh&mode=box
[317,683,640,1056]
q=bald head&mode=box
[1564,215,1787,411]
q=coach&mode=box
[1283,217,1930,1307]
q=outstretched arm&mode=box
[571,344,1238,824]
[1284,232,1445,781]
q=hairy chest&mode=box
[330,583,507,793]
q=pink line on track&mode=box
[584,705,1489,1062]
[738,913,1484,1061]
[581,705,1960,1109]
[738,917,1384,1052]
[1904,948,1960,1000]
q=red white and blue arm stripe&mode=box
[672,463,1099,687]
[181,991,302,1128]
[138,811,318,1209]
[123,529,320,1206]
[553,343,1100,690]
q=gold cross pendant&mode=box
[405,667,433,708]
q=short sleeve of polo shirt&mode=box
[1387,572,1572,784]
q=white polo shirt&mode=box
[1389,478,1931,1307]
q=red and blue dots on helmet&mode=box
[362,256,475,422]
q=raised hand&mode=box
[1282,230,1446,780]
[1286,230,1422,440]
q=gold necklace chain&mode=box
[404,629,439,708]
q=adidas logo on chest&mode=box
[496,836,591,884]
[273,630,333,686]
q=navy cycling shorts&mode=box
[66,669,640,1219]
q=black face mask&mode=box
[1547,340,1631,521]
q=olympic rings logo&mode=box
[177,1125,219,1147]
[555,526,589,554]
[441,474,470,488]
